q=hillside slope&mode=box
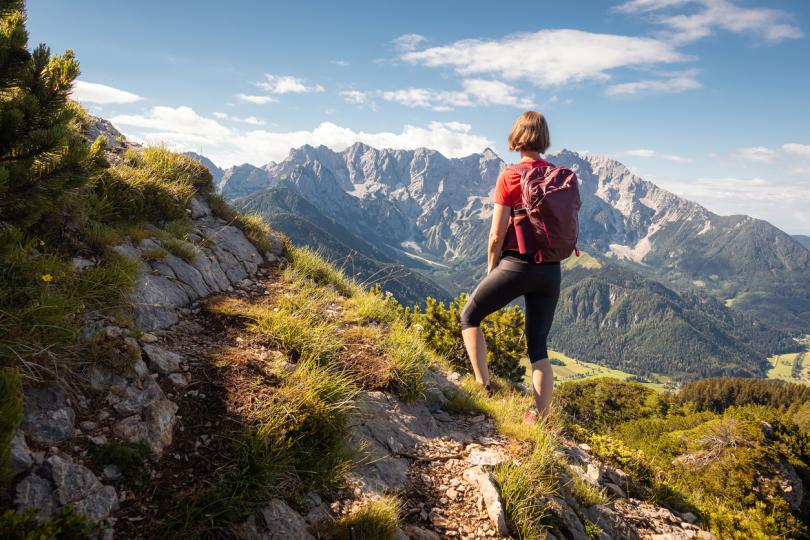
[233,182,449,305]
[552,265,796,379]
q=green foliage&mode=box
[0,507,97,540]
[406,293,526,383]
[678,377,810,413]
[556,377,670,431]
[0,367,23,486]
[0,239,138,378]
[321,496,402,540]
[0,0,88,231]
[91,441,149,483]
[565,378,810,539]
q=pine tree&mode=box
[0,0,87,234]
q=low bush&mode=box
[405,294,526,383]
[91,441,150,484]
[0,507,98,540]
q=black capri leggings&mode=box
[460,253,561,362]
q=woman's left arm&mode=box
[487,203,511,273]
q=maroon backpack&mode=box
[507,161,581,263]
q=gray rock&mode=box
[10,430,33,474]
[466,444,507,467]
[604,482,626,499]
[190,250,230,292]
[71,257,95,272]
[14,473,57,518]
[110,243,142,262]
[111,377,165,416]
[43,454,102,505]
[463,465,508,535]
[140,332,159,343]
[349,391,438,493]
[22,385,76,445]
[131,274,189,330]
[89,435,108,446]
[402,525,442,540]
[681,512,698,524]
[103,464,121,481]
[203,223,263,275]
[209,241,249,283]
[168,373,189,387]
[142,343,182,374]
[113,415,149,444]
[258,499,315,539]
[88,367,128,392]
[163,253,211,297]
[143,399,178,455]
[777,460,805,511]
[80,421,97,431]
[189,196,212,219]
[548,495,586,539]
[72,484,118,522]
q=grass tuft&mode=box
[287,246,358,297]
[320,495,402,540]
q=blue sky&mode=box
[28,0,810,234]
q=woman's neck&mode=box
[520,151,543,162]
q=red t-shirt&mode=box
[494,159,547,252]
[493,159,548,208]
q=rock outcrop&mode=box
[8,193,285,532]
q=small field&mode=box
[768,351,809,385]
[520,349,671,392]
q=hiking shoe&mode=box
[523,408,539,425]
[484,384,495,397]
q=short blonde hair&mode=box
[508,111,550,153]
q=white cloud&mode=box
[401,29,687,88]
[606,70,701,95]
[256,74,324,94]
[212,112,266,126]
[71,81,143,104]
[661,175,810,233]
[734,146,777,162]
[110,105,493,167]
[732,143,810,163]
[622,148,688,161]
[393,33,427,52]
[236,93,276,104]
[340,90,370,105]
[460,79,534,108]
[371,78,533,111]
[381,88,472,110]
[783,143,810,157]
[330,59,349,67]
[615,0,803,44]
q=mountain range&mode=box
[187,144,809,379]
